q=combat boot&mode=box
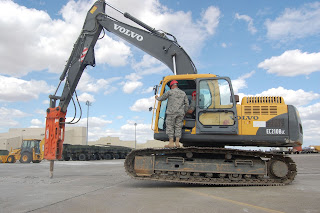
[164,138,175,148]
[175,137,181,148]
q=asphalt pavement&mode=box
[0,154,319,213]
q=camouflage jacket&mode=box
[156,87,189,115]
[189,99,196,111]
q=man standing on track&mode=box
[155,80,189,148]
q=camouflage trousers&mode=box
[165,114,184,139]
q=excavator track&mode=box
[124,147,297,186]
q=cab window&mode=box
[198,79,235,126]
[199,79,233,109]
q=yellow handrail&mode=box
[151,81,162,130]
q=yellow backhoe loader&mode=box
[4,139,44,163]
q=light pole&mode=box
[86,101,91,145]
[134,123,137,149]
[21,129,25,140]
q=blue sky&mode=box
[0,0,319,148]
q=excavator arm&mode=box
[44,0,197,162]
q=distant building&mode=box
[90,136,135,148]
[0,127,86,150]
[139,140,165,148]
[0,127,165,151]
[90,137,165,149]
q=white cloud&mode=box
[0,0,132,77]
[129,4,221,56]
[88,127,121,142]
[231,71,255,94]
[77,72,121,94]
[303,121,320,143]
[126,120,138,125]
[297,102,320,121]
[120,122,153,142]
[95,36,132,66]
[142,87,154,94]
[30,119,43,126]
[133,55,162,71]
[0,107,30,127]
[300,120,320,147]
[66,116,112,127]
[0,1,79,76]
[103,87,118,95]
[228,72,319,110]
[59,0,93,24]
[87,117,113,127]
[0,75,54,102]
[256,87,320,106]
[139,64,170,76]
[200,6,221,35]
[125,73,142,81]
[251,44,261,52]
[0,0,220,79]
[235,13,257,34]
[0,107,29,118]
[35,109,46,116]
[85,120,153,143]
[265,2,320,41]
[116,115,123,119]
[231,71,320,110]
[77,72,102,93]
[122,81,143,94]
[130,96,155,111]
[297,103,320,147]
[132,55,170,75]
[78,92,95,103]
[99,1,220,57]
[221,43,227,48]
[258,50,320,76]
[42,100,50,105]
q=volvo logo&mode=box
[114,23,143,41]
[237,116,259,120]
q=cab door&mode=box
[196,77,238,134]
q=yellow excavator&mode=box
[4,139,44,163]
[125,74,302,185]
[44,1,303,185]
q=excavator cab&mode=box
[153,74,238,145]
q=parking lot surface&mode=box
[0,154,319,213]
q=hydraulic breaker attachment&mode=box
[44,106,66,161]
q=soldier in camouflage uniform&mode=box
[156,80,189,148]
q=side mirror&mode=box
[149,107,156,112]
[153,85,158,95]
